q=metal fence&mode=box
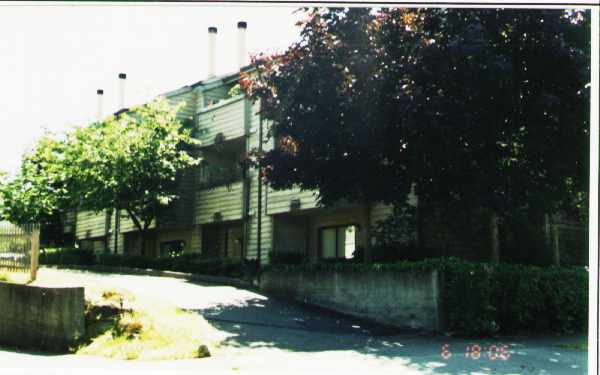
[0,221,40,281]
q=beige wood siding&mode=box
[252,107,320,216]
[245,177,273,263]
[75,210,106,239]
[194,182,244,225]
[63,210,76,234]
[80,238,106,253]
[157,167,196,228]
[247,100,261,147]
[197,96,245,147]
[266,187,319,215]
[166,90,196,124]
[245,104,273,263]
[188,227,202,253]
[107,231,124,254]
[119,210,155,233]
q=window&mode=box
[319,225,356,259]
[160,240,185,257]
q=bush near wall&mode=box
[267,257,588,336]
[39,248,96,266]
[39,249,254,279]
[269,251,307,265]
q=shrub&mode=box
[269,251,307,265]
[370,203,417,248]
[39,248,96,266]
[40,248,247,279]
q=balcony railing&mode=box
[197,165,244,190]
[197,96,246,147]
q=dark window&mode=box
[318,225,356,259]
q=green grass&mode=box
[74,289,218,360]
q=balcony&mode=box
[197,95,246,147]
[195,181,244,225]
[197,164,244,190]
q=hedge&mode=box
[41,250,587,336]
[39,249,257,279]
[266,257,588,336]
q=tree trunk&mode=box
[125,208,146,256]
[544,213,552,253]
[139,228,147,257]
[552,224,561,266]
[490,211,500,263]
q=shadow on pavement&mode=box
[186,285,588,375]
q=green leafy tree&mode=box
[1,135,73,225]
[2,98,200,254]
[0,170,6,219]
[245,8,590,261]
[63,98,200,254]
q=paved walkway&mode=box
[0,269,588,374]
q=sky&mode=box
[0,4,304,176]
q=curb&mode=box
[41,264,256,290]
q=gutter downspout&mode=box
[104,209,111,254]
[114,208,120,254]
[242,96,251,261]
[73,207,78,248]
[256,108,263,267]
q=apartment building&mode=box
[70,22,404,264]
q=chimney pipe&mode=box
[237,21,248,70]
[207,27,217,78]
[96,89,104,121]
[118,73,126,109]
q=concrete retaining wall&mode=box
[260,269,442,331]
[0,282,85,351]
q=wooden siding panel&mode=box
[166,91,195,123]
[157,167,196,228]
[197,96,245,146]
[245,177,273,263]
[118,211,155,234]
[75,210,106,239]
[245,115,274,262]
[63,210,76,234]
[107,232,124,254]
[247,101,262,149]
[188,227,202,254]
[195,182,244,224]
[266,187,319,215]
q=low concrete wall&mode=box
[260,269,442,331]
[0,282,85,351]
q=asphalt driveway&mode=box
[0,268,588,375]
